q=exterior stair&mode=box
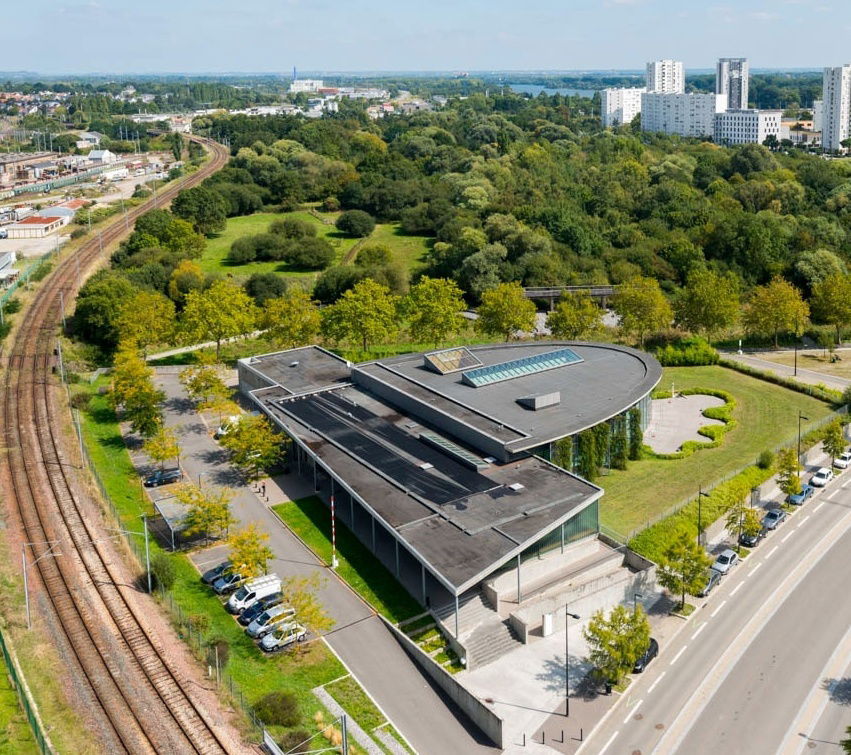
[463,619,523,668]
[433,591,494,637]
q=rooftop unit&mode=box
[423,347,482,375]
[461,348,584,388]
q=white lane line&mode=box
[670,646,687,666]
[598,730,619,755]
[781,531,794,543]
[622,698,643,724]
[750,562,763,576]
[799,515,811,525]
[710,600,727,618]
[842,479,850,488]
[647,671,666,694]
[691,622,707,639]
[765,545,779,560]
[828,489,840,500]
[730,582,744,596]
[814,502,825,513]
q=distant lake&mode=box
[509,84,596,97]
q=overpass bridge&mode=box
[523,284,617,309]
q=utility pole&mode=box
[697,487,710,545]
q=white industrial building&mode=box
[716,58,749,110]
[821,65,851,152]
[641,92,727,138]
[600,87,645,127]
[646,59,685,94]
[289,79,323,94]
[714,109,781,145]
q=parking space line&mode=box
[764,545,779,560]
[691,622,707,639]
[799,515,811,525]
[780,531,793,543]
[730,582,744,596]
[829,489,840,500]
[750,562,762,576]
[623,699,643,724]
[814,502,825,513]
[710,600,726,618]
[842,479,850,488]
[598,730,619,755]
[670,647,687,666]
[647,672,666,694]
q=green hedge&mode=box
[644,388,736,460]
[656,337,719,367]
[719,358,842,405]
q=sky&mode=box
[7,0,849,74]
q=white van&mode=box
[214,415,241,439]
[226,574,281,614]
[246,603,296,639]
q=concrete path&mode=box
[723,351,851,393]
[645,394,725,454]
[144,369,498,755]
[145,331,265,362]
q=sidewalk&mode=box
[723,351,850,393]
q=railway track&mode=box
[0,137,236,753]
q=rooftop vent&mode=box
[507,482,525,492]
[289,360,300,367]
[516,392,561,411]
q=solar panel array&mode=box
[419,431,491,469]
[423,347,482,375]
[461,347,584,388]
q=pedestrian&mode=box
[261,482,266,499]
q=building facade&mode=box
[716,58,749,110]
[813,99,824,133]
[601,87,645,127]
[714,109,782,145]
[822,65,851,152]
[641,92,727,137]
[646,59,685,94]
[6,215,63,238]
[289,79,324,94]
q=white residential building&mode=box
[714,109,781,145]
[813,99,824,133]
[716,58,749,110]
[601,87,645,127]
[646,60,685,93]
[641,92,727,137]
[289,79,323,94]
[821,66,851,152]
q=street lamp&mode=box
[697,487,710,545]
[565,607,581,717]
[633,593,644,614]
[798,412,810,470]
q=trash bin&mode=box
[605,681,612,695]
[542,612,554,637]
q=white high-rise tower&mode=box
[646,60,685,93]
[822,65,851,152]
[716,58,749,110]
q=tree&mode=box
[822,419,846,467]
[742,277,809,349]
[167,131,184,162]
[172,185,228,236]
[725,497,762,549]
[675,269,740,337]
[335,209,375,237]
[245,272,287,306]
[546,291,603,340]
[402,276,465,347]
[180,280,259,361]
[776,446,802,497]
[611,277,673,348]
[657,533,712,609]
[116,289,176,357]
[111,342,164,437]
[263,290,321,350]
[320,278,399,352]
[219,414,283,483]
[583,604,651,685]
[283,237,335,270]
[281,574,335,642]
[151,552,176,591]
[841,725,851,753]
[72,270,137,351]
[179,360,229,406]
[228,524,274,578]
[167,260,205,305]
[175,482,235,544]
[475,282,536,341]
[811,274,851,344]
[143,423,180,470]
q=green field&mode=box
[600,365,835,536]
[0,653,38,755]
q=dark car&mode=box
[787,484,814,506]
[762,508,786,530]
[699,569,722,597]
[633,638,659,673]
[238,593,284,626]
[201,560,231,586]
[143,467,182,487]
[739,529,763,548]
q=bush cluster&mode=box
[254,691,301,727]
[655,337,719,367]
[720,358,842,405]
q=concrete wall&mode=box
[379,616,504,749]
[237,359,275,397]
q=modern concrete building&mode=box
[601,87,645,127]
[239,342,661,642]
[641,91,727,138]
[716,58,749,110]
[289,79,324,94]
[6,215,63,238]
[646,59,685,94]
[821,65,851,152]
[813,99,824,133]
[714,108,782,145]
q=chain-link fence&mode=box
[0,627,52,754]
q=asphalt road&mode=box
[580,474,851,755]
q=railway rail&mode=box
[0,137,236,753]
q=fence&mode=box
[0,627,53,754]
[0,245,60,309]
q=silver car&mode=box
[711,549,739,575]
[246,604,296,639]
[259,623,306,653]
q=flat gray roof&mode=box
[241,346,350,396]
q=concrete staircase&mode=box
[464,619,523,669]
[433,591,494,635]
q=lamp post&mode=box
[633,593,644,614]
[565,607,581,716]
[798,412,809,470]
[697,487,710,545]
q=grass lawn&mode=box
[0,652,38,755]
[751,349,851,380]
[365,223,430,272]
[324,676,386,732]
[272,498,421,624]
[600,365,834,536]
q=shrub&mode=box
[336,209,375,238]
[0,321,11,342]
[321,196,340,212]
[355,243,392,267]
[70,227,88,239]
[70,392,91,410]
[270,217,316,239]
[3,297,21,314]
[252,233,289,261]
[283,237,335,270]
[757,449,774,470]
[279,730,311,753]
[254,691,301,727]
[151,552,176,591]
[206,637,229,669]
[245,272,287,305]
[228,236,257,264]
[719,358,842,405]
[655,337,719,367]
[188,613,210,633]
[30,261,53,282]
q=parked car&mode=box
[699,569,722,597]
[0,228,7,239]
[214,415,241,440]
[212,570,246,595]
[762,508,786,530]
[201,560,231,585]
[259,623,307,653]
[834,451,851,469]
[738,529,763,548]
[711,549,739,575]
[787,484,814,506]
[143,467,182,487]
[226,574,281,614]
[246,604,297,639]
[811,467,834,487]
[633,638,659,673]
[238,593,284,627]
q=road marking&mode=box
[710,600,726,618]
[623,699,643,724]
[647,672,666,694]
[842,479,850,488]
[828,489,840,500]
[691,622,707,639]
[730,582,744,596]
[670,646,687,666]
[800,515,811,525]
[765,545,779,560]
[781,531,793,543]
[750,562,763,576]
[814,502,825,513]
[598,730,619,755]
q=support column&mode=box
[313,457,318,491]
[455,594,460,638]
[350,494,354,527]
[421,564,426,604]
[395,539,400,576]
[296,444,301,475]
[561,522,565,554]
[516,554,522,603]
[371,516,376,551]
